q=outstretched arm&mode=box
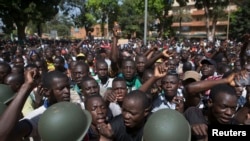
[0,68,38,141]
[145,49,172,69]
[109,25,121,77]
[139,63,168,93]
[185,73,235,96]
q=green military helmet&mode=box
[0,84,15,104]
[143,109,191,141]
[0,102,7,116]
[38,102,92,141]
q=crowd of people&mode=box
[0,28,250,141]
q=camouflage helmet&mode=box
[0,84,15,104]
[0,102,7,116]
[143,109,191,141]
[38,102,92,141]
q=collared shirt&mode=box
[109,102,122,117]
[151,89,183,112]
[93,75,113,97]
[117,73,142,93]
[70,84,85,109]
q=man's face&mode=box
[96,63,108,79]
[136,56,146,73]
[210,92,238,124]
[122,61,136,81]
[50,77,70,103]
[161,75,179,98]
[4,76,19,92]
[31,54,38,61]
[112,81,127,102]
[72,65,88,85]
[14,58,24,67]
[86,97,107,126]
[201,64,215,77]
[122,97,146,128]
[236,87,245,100]
[55,50,61,57]
[53,58,63,68]
[234,61,241,72]
[15,49,22,57]
[45,49,53,59]
[87,54,94,63]
[35,61,47,75]
[181,50,190,60]
[81,80,100,97]
[167,60,176,71]
[142,72,159,95]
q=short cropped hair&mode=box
[42,71,68,89]
[209,84,237,101]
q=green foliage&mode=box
[194,0,229,18]
[0,0,60,40]
[47,15,73,38]
[176,0,189,7]
[118,0,144,38]
[60,0,119,36]
[178,0,229,41]
[230,0,250,40]
[117,0,173,39]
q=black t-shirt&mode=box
[110,115,144,141]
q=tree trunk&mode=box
[179,17,182,38]
[85,26,93,41]
[37,24,42,37]
[211,15,218,43]
[101,14,106,37]
[16,23,26,45]
[159,24,163,38]
[204,4,212,42]
[158,17,164,38]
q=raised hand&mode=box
[33,84,45,108]
[24,68,39,86]
[191,123,208,140]
[224,72,235,86]
[97,123,114,139]
[172,96,185,113]
[113,22,122,38]
[154,63,168,79]
[162,49,173,58]
[106,91,117,103]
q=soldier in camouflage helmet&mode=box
[143,109,191,141]
[38,102,92,141]
[0,84,15,105]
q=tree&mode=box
[60,0,119,38]
[147,0,174,38]
[172,6,192,38]
[46,14,73,38]
[118,0,145,38]
[60,0,94,38]
[229,0,250,40]
[87,0,119,37]
[117,0,174,39]
[0,0,60,42]
[194,0,229,42]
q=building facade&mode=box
[70,24,108,39]
[170,0,237,39]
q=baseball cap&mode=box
[183,71,201,82]
[201,58,217,67]
[77,53,85,57]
